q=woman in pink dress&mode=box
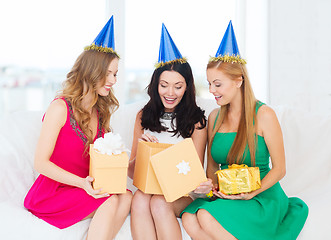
[24,16,132,239]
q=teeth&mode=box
[104,86,111,90]
[165,97,175,101]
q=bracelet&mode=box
[206,191,213,198]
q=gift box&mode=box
[150,138,207,202]
[89,133,129,194]
[215,164,261,195]
[133,141,173,194]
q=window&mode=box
[0,0,106,115]
[2,0,264,116]
[122,0,237,103]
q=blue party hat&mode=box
[209,20,246,64]
[155,23,187,68]
[84,16,119,57]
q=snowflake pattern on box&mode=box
[176,160,191,175]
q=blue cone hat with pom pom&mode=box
[84,16,119,57]
[155,23,187,68]
[209,20,246,64]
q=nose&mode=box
[107,75,116,85]
[167,86,175,96]
[209,84,215,93]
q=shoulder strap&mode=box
[255,100,265,115]
[253,100,265,125]
[213,109,220,130]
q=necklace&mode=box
[161,112,175,120]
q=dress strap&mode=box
[254,100,265,125]
[65,98,88,144]
[255,100,265,115]
[213,109,220,130]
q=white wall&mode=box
[106,0,126,105]
[241,0,269,103]
[268,0,331,114]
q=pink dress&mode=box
[24,98,111,229]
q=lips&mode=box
[104,85,112,91]
[164,97,176,104]
[215,96,222,100]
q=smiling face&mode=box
[207,67,243,106]
[158,70,187,112]
[97,58,119,97]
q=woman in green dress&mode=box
[181,21,309,240]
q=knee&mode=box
[150,195,171,217]
[119,191,133,208]
[196,209,213,231]
[181,212,200,237]
[121,191,133,204]
[99,194,119,213]
[107,194,119,205]
[131,190,151,214]
[181,212,195,230]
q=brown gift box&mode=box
[151,138,207,202]
[133,141,173,194]
[89,144,129,194]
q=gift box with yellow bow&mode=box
[215,164,261,195]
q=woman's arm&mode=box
[250,105,286,196]
[34,99,108,198]
[193,108,219,195]
[191,122,207,165]
[206,108,220,184]
[127,111,144,179]
[214,105,286,200]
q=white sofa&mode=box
[0,98,329,239]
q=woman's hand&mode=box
[139,133,159,143]
[193,178,214,195]
[212,190,256,200]
[82,176,110,199]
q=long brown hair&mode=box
[59,50,119,147]
[207,61,257,166]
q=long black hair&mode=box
[140,62,206,138]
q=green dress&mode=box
[182,102,308,240]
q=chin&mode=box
[98,92,109,97]
[216,100,226,106]
[162,102,179,112]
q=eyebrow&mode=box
[159,80,184,84]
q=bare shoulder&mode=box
[194,118,207,130]
[134,109,143,126]
[44,98,67,127]
[257,105,278,123]
[208,108,219,124]
[133,109,143,132]
[256,105,281,135]
[206,108,220,135]
[136,109,143,120]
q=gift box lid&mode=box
[150,138,207,202]
[90,145,129,168]
[138,141,173,154]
